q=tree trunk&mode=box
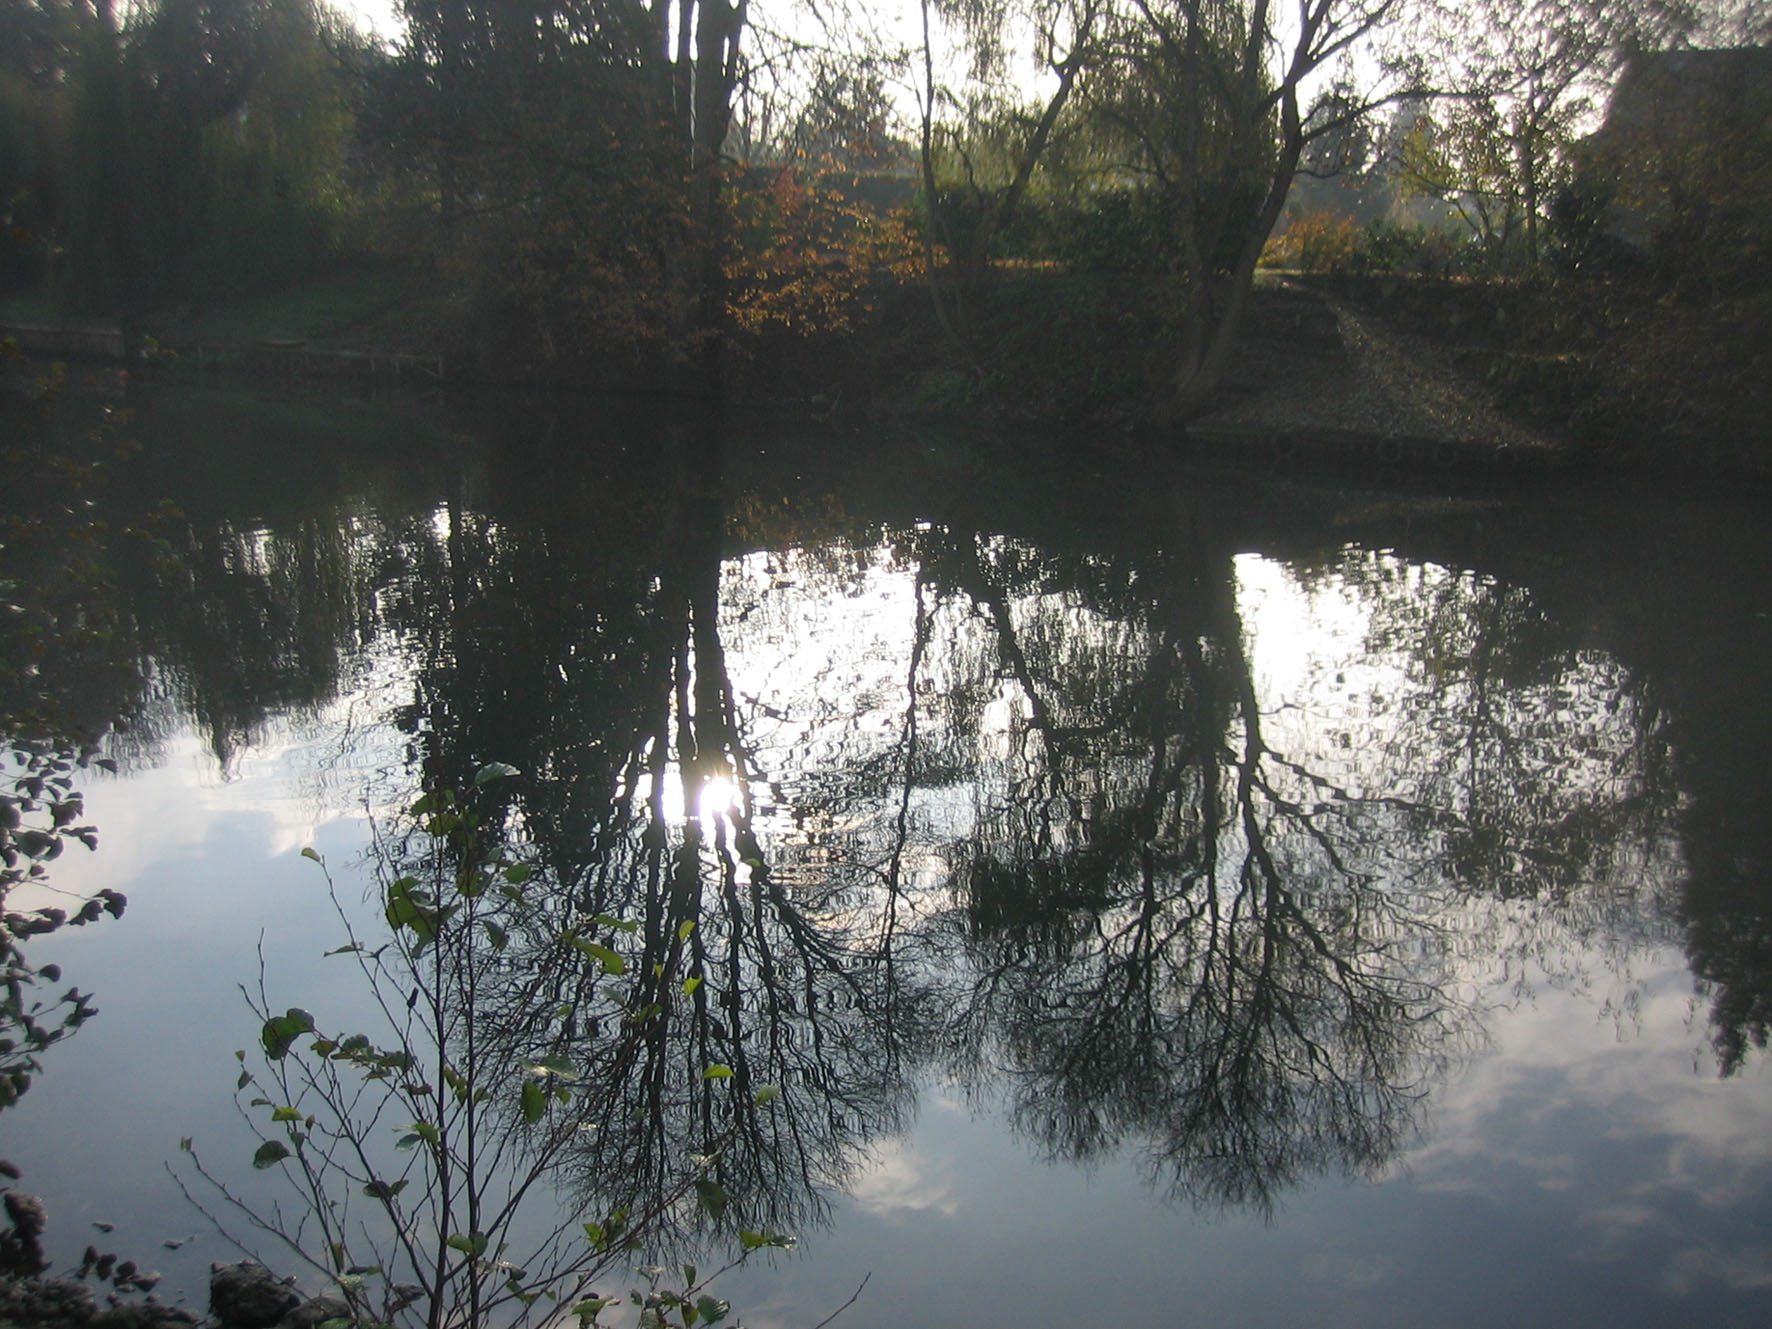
[1157,92,1305,425]
[658,0,743,396]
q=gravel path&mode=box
[1190,279,1563,459]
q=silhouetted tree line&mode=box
[0,0,364,309]
[2,0,1765,403]
[0,0,894,388]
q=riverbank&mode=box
[1296,272,1772,476]
[1175,277,1566,476]
[14,263,1765,479]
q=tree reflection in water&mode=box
[713,496,1688,1214]
[914,523,1466,1212]
[350,420,925,1254]
[97,405,1769,1256]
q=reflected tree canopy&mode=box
[0,393,145,1128]
[74,397,1772,1242]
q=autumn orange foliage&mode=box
[1260,210,1360,273]
[724,166,922,341]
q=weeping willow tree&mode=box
[918,0,1419,420]
[0,0,362,312]
[1099,0,1419,420]
[916,0,1106,350]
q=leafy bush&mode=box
[1260,210,1360,273]
[174,763,793,1329]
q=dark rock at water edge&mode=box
[0,1195,49,1279]
[0,1276,96,1328]
[267,1298,348,1329]
[207,1265,301,1329]
[91,1304,201,1329]
[0,1278,198,1329]
[0,1263,345,1329]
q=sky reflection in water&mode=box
[7,397,1772,1328]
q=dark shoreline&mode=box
[13,266,1767,485]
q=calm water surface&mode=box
[6,382,1772,1327]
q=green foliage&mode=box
[1045,188,1188,275]
[359,0,702,380]
[259,1008,315,1059]
[1350,218,1460,276]
[1262,214,1478,278]
[958,270,1186,420]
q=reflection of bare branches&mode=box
[1301,551,1683,1026]
[521,491,924,1251]
[350,427,1697,1244]
[932,537,1465,1212]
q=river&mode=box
[5,378,1772,1328]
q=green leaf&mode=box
[364,1178,408,1201]
[569,938,627,974]
[591,913,639,934]
[701,1064,734,1081]
[572,1298,617,1321]
[446,1231,488,1257]
[738,1228,794,1250]
[300,847,320,862]
[252,1140,291,1170]
[677,919,696,942]
[270,1106,303,1122]
[753,1084,780,1106]
[260,1009,316,1060]
[530,1054,578,1079]
[682,975,702,997]
[482,919,508,952]
[692,1178,728,1222]
[503,863,532,885]
[474,762,520,786]
[385,880,440,946]
[695,1296,731,1326]
[520,1079,546,1125]
[178,1137,192,1152]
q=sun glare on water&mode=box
[698,773,742,819]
